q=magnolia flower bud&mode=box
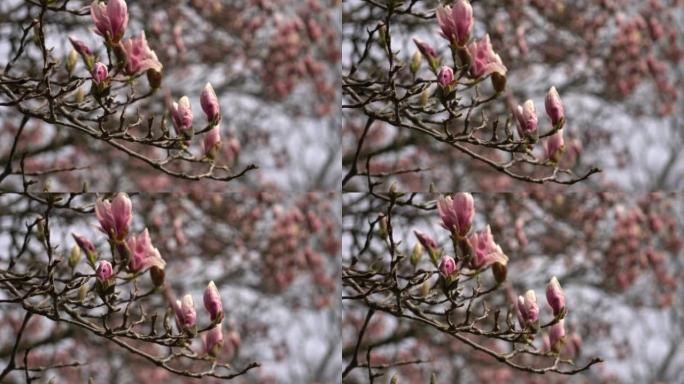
[517,290,539,329]
[544,86,565,126]
[92,62,108,85]
[175,294,197,333]
[66,49,78,73]
[413,230,438,255]
[491,261,507,283]
[546,276,566,317]
[203,281,223,322]
[438,255,457,277]
[549,319,566,353]
[491,72,506,93]
[147,69,162,89]
[202,125,222,160]
[150,266,165,287]
[200,82,220,123]
[410,242,423,266]
[72,232,97,265]
[515,99,538,141]
[204,325,224,357]
[544,129,565,163]
[378,214,388,240]
[96,260,113,283]
[410,51,422,74]
[437,193,474,238]
[69,245,82,268]
[171,96,194,138]
[437,65,454,88]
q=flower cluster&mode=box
[170,83,225,161]
[516,276,569,353]
[515,86,567,163]
[70,193,234,358]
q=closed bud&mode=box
[491,261,507,283]
[147,69,162,89]
[390,375,398,384]
[150,266,165,287]
[79,283,89,303]
[545,276,566,317]
[204,325,224,357]
[410,51,422,74]
[544,86,565,127]
[175,294,197,333]
[438,255,457,278]
[420,89,430,106]
[549,319,566,353]
[203,281,224,322]
[437,65,454,88]
[69,245,82,268]
[491,72,506,93]
[92,62,109,85]
[66,49,78,73]
[96,260,113,283]
[200,82,220,123]
[378,214,388,240]
[410,242,423,266]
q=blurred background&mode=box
[343,192,684,383]
[0,192,341,383]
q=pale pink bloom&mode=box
[437,193,474,237]
[544,86,565,126]
[437,65,454,88]
[438,255,457,277]
[546,276,566,317]
[96,260,113,282]
[544,129,565,162]
[515,100,538,138]
[204,325,224,357]
[120,31,163,75]
[466,34,507,78]
[200,82,220,122]
[95,193,132,241]
[203,281,223,322]
[175,294,197,331]
[549,319,566,351]
[68,35,92,56]
[412,37,438,60]
[126,228,166,273]
[92,62,108,84]
[413,229,438,252]
[202,125,222,159]
[467,225,508,269]
[436,0,473,46]
[171,96,193,135]
[91,0,128,43]
[517,290,539,327]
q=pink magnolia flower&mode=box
[517,290,539,328]
[544,86,565,126]
[437,193,474,238]
[202,125,222,159]
[413,229,438,252]
[436,0,473,47]
[204,325,224,357]
[171,96,193,136]
[437,66,454,88]
[200,82,220,123]
[203,281,223,322]
[466,34,507,78]
[546,276,566,317]
[544,129,565,163]
[126,228,166,273]
[467,225,508,269]
[72,232,96,256]
[92,62,108,84]
[91,0,128,44]
[175,294,197,332]
[120,31,163,76]
[438,255,457,277]
[515,100,538,139]
[549,319,566,352]
[68,35,92,57]
[95,193,132,241]
[412,37,438,60]
[96,260,113,282]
